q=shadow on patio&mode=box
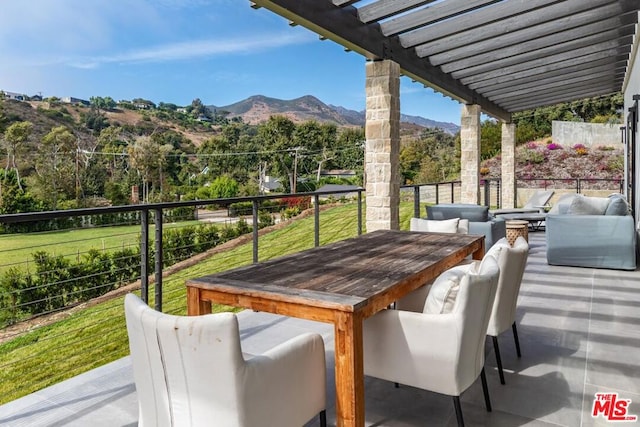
[1,232,639,427]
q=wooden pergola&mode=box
[249,1,639,232]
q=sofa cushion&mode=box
[410,217,460,233]
[423,264,470,314]
[567,195,610,215]
[548,193,578,215]
[426,204,489,222]
[605,195,629,216]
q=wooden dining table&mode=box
[186,229,484,427]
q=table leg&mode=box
[334,311,364,427]
[472,239,485,261]
[186,287,211,315]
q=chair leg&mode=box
[319,410,327,427]
[512,322,522,358]
[480,367,492,412]
[453,396,465,427]
[492,336,506,385]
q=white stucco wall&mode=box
[551,121,621,147]
[623,16,640,224]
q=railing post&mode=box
[483,180,490,207]
[435,184,440,205]
[576,179,581,194]
[252,200,259,263]
[140,209,149,304]
[413,186,420,218]
[314,194,320,247]
[357,191,363,235]
[154,208,163,312]
[450,182,454,203]
[497,179,501,209]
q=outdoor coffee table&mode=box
[186,229,485,427]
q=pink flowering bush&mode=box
[546,142,563,150]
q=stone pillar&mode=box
[365,60,401,231]
[460,104,481,204]
[501,122,516,208]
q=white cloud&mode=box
[67,32,315,68]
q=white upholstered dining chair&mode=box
[363,257,500,427]
[124,293,327,427]
[485,236,529,385]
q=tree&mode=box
[258,116,297,192]
[128,136,173,202]
[208,175,239,199]
[293,121,338,181]
[34,126,76,209]
[189,98,208,118]
[2,121,33,191]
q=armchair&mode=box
[124,294,327,427]
[363,257,500,426]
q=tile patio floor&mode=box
[1,232,639,426]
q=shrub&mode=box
[480,167,490,175]
[258,211,275,228]
[282,206,301,220]
[525,141,538,149]
[546,143,562,150]
[519,149,545,164]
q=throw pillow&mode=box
[423,264,471,314]
[605,194,629,216]
[410,217,460,233]
[567,195,609,215]
[457,219,470,234]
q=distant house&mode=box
[196,115,212,122]
[30,94,43,101]
[315,184,361,201]
[61,96,90,106]
[3,91,26,101]
[261,176,282,193]
[176,107,188,113]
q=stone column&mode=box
[365,60,401,231]
[501,122,516,208]
[460,104,481,204]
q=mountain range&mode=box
[208,95,460,135]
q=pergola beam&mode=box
[250,0,511,120]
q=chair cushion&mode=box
[410,217,460,233]
[605,194,629,216]
[423,264,470,314]
[567,195,609,215]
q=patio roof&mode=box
[249,0,639,121]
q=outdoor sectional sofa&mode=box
[546,194,637,270]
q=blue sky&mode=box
[0,0,463,124]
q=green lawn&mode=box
[0,221,200,274]
[0,202,416,404]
